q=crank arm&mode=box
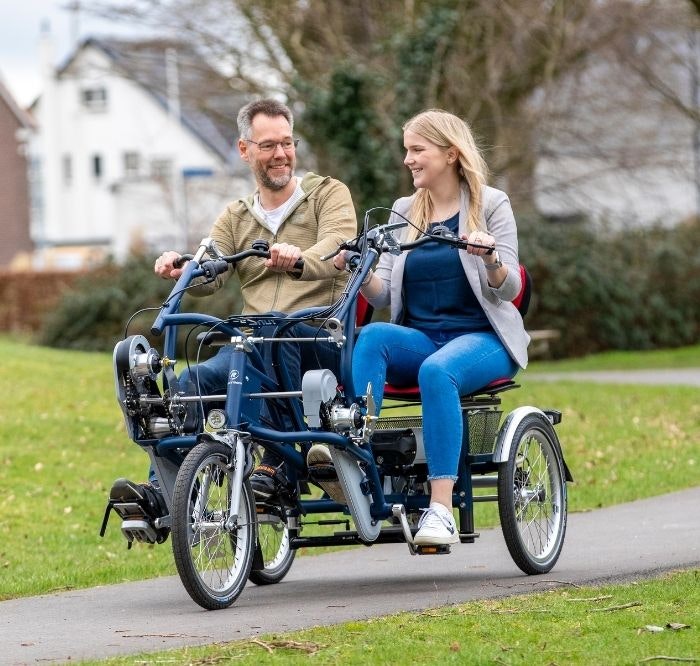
[391,504,417,555]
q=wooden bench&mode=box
[528,329,561,359]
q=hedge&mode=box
[31,216,700,359]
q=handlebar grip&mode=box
[201,259,230,279]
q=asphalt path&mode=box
[525,367,700,386]
[2,486,699,665]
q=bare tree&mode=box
[93,0,698,218]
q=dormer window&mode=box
[81,87,108,111]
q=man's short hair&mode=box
[237,99,294,139]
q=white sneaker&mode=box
[414,504,459,545]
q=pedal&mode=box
[415,544,451,555]
[111,501,145,521]
[100,499,170,548]
[121,518,159,545]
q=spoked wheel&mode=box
[249,508,297,585]
[497,413,567,574]
[171,441,256,610]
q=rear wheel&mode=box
[497,414,567,574]
[249,508,296,585]
[171,441,256,609]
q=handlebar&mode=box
[172,239,304,275]
[321,221,495,263]
[151,238,304,335]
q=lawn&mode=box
[1,338,698,600]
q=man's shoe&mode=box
[250,464,289,501]
[307,445,346,504]
[109,478,167,518]
[413,504,459,545]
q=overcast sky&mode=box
[0,1,144,107]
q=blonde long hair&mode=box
[402,109,488,241]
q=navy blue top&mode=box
[402,213,491,340]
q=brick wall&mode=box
[0,94,33,267]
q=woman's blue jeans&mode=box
[352,322,518,481]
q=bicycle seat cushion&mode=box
[384,377,518,402]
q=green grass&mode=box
[0,338,175,598]
[84,569,700,665]
[1,336,699,600]
[528,343,700,372]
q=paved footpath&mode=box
[2,486,699,665]
[525,367,700,386]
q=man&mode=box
[110,98,357,525]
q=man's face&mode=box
[239,114,296,191]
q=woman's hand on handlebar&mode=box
[462,231,496,258]
[265,242,303,272]
[155,251,187,280]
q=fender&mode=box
[493,406,573,482]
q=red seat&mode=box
[357,265,531,401]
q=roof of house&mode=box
[0,74,36,129]
[58,37,244,165]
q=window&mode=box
[123,152,141,178]
[81,87,108,111]
[150,158,172,180]
[62,154,72,186]
[92,154,103,180]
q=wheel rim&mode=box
[188,456,252,594]
[511,429,564,563]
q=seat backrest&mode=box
[512,265,532,317]
[356,264,532,326]
[356,293,374,328]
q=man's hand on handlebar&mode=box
[155,251,187,280]
[332,250,349,272]
[266,242,303,273]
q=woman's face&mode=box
[403,129,456,190]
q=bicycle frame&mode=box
[112,218,570,547]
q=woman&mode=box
[334,109,529,546]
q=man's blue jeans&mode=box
[178,321,342,427]
[352,322,518,481]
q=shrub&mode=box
[37,254,243,354]
[36,218,699,360]
[519,216,700,357]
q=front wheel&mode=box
[171,441,256,610]
[497,413,567,574]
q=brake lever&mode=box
[383,232,402,256]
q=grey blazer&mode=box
[367,184,530,369]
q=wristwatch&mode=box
[484,251,502,271]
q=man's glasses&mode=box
[244,138,299,153]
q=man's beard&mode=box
[254,158,295,191]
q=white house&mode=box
[28,34,253,268]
